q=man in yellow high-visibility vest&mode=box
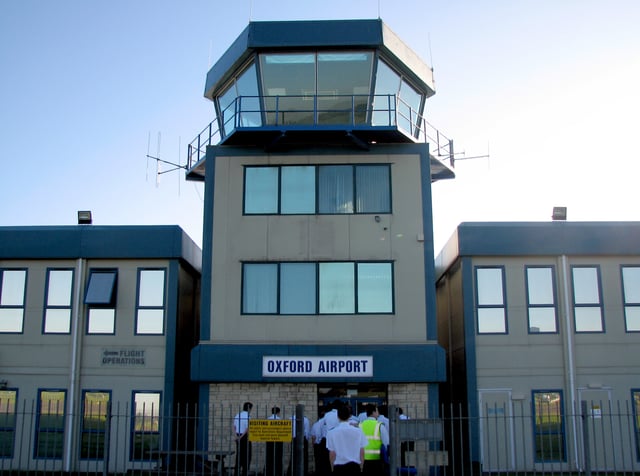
[360,404,389,476]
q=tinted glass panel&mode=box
[87,308,115,334]
[356,165,390,213]
[243,264,277,313]
[280,263,316,314]
[357,263,392,313]
[319,263,355,314]
[44,309,71,334]
[623,267,640,303]
[533,391,566,462]
[318,165,354,214]
[261,54,315,125]
[527,267,554,304]
[317,52,373,124]
[131,392,160,461]
[245,167,278,214]
[0,390,16,457]
[139,270,165,307]
[478,308,506,333]
[372,60,400,126]
[529,308,557,333]
[1,270,26,306]
[36,390,65,459]
[624,307,640,331]
[81,392,109,459]
[575,307,603,332]
[47,270,73,306]
[84,271,116,305]
[0,309,23,333]
[281,166,315,214]
[572,267,600,304]
[236,63,261,127]
[477,268,504,305]
[136,309,164,334]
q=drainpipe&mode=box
[64,258,85,472]
[560,255,579,470]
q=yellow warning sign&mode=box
[248,419,292,442]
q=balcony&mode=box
[187,94,454,181]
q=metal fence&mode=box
[1,399,639,475]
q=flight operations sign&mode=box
[262,356,373,378]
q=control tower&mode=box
[187,18,454,425]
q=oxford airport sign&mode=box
[262,356,373,378]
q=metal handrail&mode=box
[187,94,452,170]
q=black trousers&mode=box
[236,434,251,476]
[333,462,361,476]
[266,441,283,476]
[362,459,384,476]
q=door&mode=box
[577,388,614,472]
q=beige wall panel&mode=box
[210,152,429,344]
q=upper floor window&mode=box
[0,269,27,333]
[80,391,110,460]
[242,261,393,315]
[526,266,558,333]
[43,269,74,334]
[244,164,391,215]
[571,266,604,333]
[532,390,566,462]
[35,389,66,459]
[130,392,161,461]
[621,266,640,332]
[0,390,17,458]
[475,266,507,334]
[136,269,166,335]
[84,269,117,335]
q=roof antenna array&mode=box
[146,131,188,189]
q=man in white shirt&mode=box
[233,402,253,476]
[326,406,368,476]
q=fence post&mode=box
[581,400,591,476]
[294,404,305,476]
[388,405,398,476]
[103,400,112,476]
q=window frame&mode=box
[532,390,566,463]
[621,265,640,333]
[42,268,74,335]
[243,164,392,216]
[571,265,604,333]
[241,261,395,315]
[130,391,162,461]
[135,268,167,336]
[34,389,66,460]
[0,389,18,458]
[80,390,111,460]
[84,269,118,335]
[474,266,508,335]
[525,265,559,334]
[0,268,27,334]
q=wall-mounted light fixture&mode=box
[77,210,93,225]
[552,206,567,221]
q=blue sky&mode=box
[1,1,639,251]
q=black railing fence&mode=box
[1,399,639,475]
[186,94,453,170]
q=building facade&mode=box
[0,225,201,473]
[185,18,454,465]
[435,221,640,473]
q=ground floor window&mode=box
[130,392,161,461]
[0,390,17,457]
[532,390,566,462]
[81,391,110,460]
[35,389,66,459]
[633,389,640,460]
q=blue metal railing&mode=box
[187,94,452,171]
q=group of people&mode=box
[233,401,399,476]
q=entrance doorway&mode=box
[317,383,387,418]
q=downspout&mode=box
[65,257,85,472]
[560,255,579,470]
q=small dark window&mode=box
[84,271,117,306]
